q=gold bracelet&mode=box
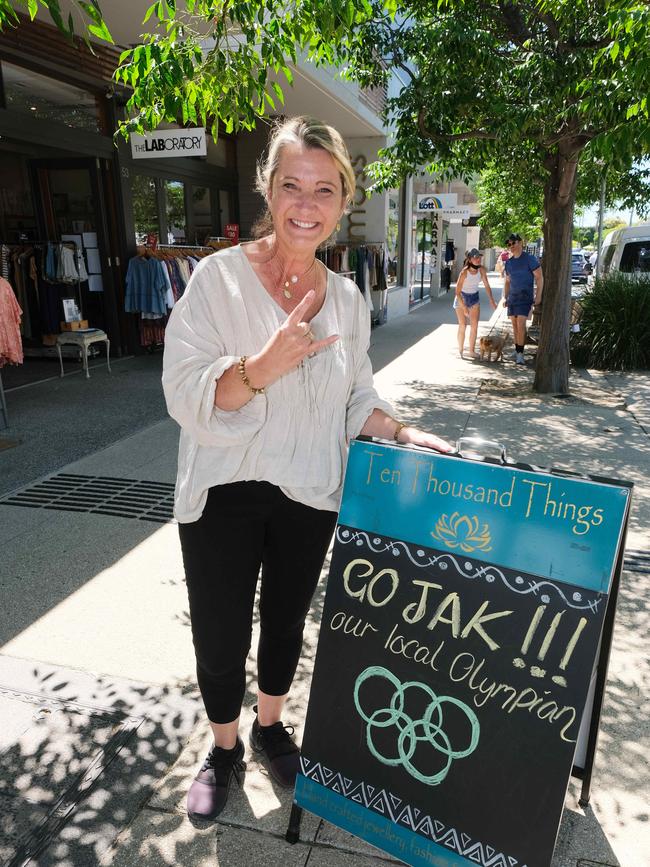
[393,421,407,443]
[237,356,265,395]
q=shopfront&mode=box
[0,43,127,383]
[0,18,240,388]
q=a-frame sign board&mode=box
[288,439,631,867]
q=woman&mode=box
[162,116,451,821]
[453,248,497,358]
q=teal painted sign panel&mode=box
[297,441,631,867]
[339,441,629,593]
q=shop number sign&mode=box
[296,440,630,867]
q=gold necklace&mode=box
[280,259,317,299]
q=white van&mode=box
[599,223,650,276]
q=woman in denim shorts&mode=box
[453,248,496,358]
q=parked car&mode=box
[598,223,650,276]
[571,250,589,284]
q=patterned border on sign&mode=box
[300,755,525,867]
[336,526,602,614]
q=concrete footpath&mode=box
[0,278,648,867]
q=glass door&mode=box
[35,163,106,331]
[410,216,432,304]
[31,158,119,343]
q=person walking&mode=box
[502,233,543,364]
[441,240,456,292]
[453,248,497,358]
[162,115,452,822]
[495,248,510,277]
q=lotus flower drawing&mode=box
[430,512,492,553]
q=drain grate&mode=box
[624,549,650,574]
[0,473,175,523]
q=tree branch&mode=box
[498,1,532,47]
[417,109,497,141]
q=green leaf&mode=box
[88,21,113,42]
[272,81,284,105]
[143,3,158,24]
[78,1,103,24]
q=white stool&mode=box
[56,330,111,379]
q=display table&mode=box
[56,330,111,379]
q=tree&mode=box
[112,1,649,394]
[0,1,112,42]
[6,1,650,393]
[477,157,650,250]
[352,1,650,393]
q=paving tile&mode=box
[0,659,201,867]
[150,710,320,841]
[0,793,50,864]
[100,810,311,867]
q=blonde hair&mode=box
[252,116,355,239]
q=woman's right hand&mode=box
[246,290,339,387]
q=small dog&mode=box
[479,334,506,362]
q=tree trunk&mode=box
[533,147,580,394]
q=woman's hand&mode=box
[400,427,454,453]
[359,411,453,453]
[246,290,339,387]
[489,298,498,309]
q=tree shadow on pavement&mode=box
[0,663,201,867]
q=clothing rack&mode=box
[60,240,83,320]
[334,240,386,246]
[1,237,84,331]
[156,244,214,251]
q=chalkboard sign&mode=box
[295,440,631,867]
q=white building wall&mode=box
[341,136,388,244]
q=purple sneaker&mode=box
[187,737,245,820]
[249,708,300,788]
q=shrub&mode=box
[572,272,650,370]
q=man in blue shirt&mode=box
[503,233,544,364]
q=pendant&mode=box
[283,288,292,299]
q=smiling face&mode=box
[267,142,346,256]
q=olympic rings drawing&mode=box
[353,666,480,786]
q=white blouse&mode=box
[162,245,394,522]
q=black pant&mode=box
[178,481,337,723]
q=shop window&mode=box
[132,174,159,244]
[387,188,401,287]
[190,185,212,245]
[219,189,231,230]
[47,168,95,236]
[1,61,106,134]
[0,150,37,242]
[164,180,186,244]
